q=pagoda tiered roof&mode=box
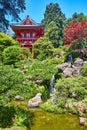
[10,15,44,49]
[10,15,44,29]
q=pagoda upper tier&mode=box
[10,15,44,48]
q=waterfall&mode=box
[49,74,55,96]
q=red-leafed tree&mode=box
[64,20,87,45]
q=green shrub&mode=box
[80,64,87,76]
[69,38,86,51]
[21,48,32,59]
[68,105,78,114]
[7,81,39,100]
[56,77,87,107]
[83,98,87,104]
[55,77,87,101]
[53,48,65,57]
[0,45,4,62]
[40,99,67,113]
[0,105,15,128]
[0,105,33,129]
[25,59,56,86]
[65,51,79,61]
[33,37,54,60]
[0,33,18,47]
[41,76,87,114]
[14,59,57,100]
[67,38,87,60]
[0,33,18,54]
[0,65,25,103]
[40,99,58,113]
[0,33,18,62]
[2,46,21,64]
[14,106,33,129]
[0,64,39,104]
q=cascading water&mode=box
[49,74,55,96]
[49,74,57,104]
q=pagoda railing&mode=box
[16,37,39,41]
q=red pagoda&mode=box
[10,15,44,49]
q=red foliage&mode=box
[64,20,87,45]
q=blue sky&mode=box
[19,0,87,23]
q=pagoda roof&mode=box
[10,15,44,28]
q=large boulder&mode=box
[72,65,81,76]
[63,67,73,78]
[74,58,83,67]
[65,101,85,111]
[28,93,42,108]
[83,61,87,64]
[56,62,70,71]
[75,101,85,111]
[79,117,87,126]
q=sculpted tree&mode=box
[0,0,26,32]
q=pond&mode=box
[30,108,87,130]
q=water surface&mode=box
[30,108,87,130]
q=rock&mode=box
[56,62,69,71]
[74,58,83,67]
[75,101,85,111]
[28,93,42,108]
[65,102,76,109]
[83,61,87,64]
[35,79,43,84]
[56,59,85,77]
[79,117,87,126]
[51,96,57,105]
[84,106,87,113]
[14,95,24,101]
[65,101,86,113]
[26,75,32,80]
[72,65,81,76]
[63,67,73,78]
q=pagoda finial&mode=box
[27,15,29,19]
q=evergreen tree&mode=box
[65,12,87,27]
[45,21,63,47]
[42,3,66,47]
[0,0,26,32]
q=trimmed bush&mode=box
[80,64,87,76]
[0,33,18,61]
[0,105,33,129]
[21,48,32,59]
[2,46,21,64]
[33,37,54,60]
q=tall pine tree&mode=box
[42,3,66,47]
[45,21,62,47]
